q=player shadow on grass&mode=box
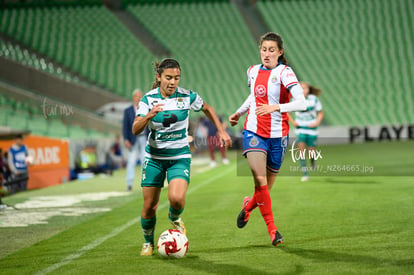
[323,178,380,184]
[167,254,304,275]
[164,244,307,275]
[279,246,414,268]
[188,243,275,254]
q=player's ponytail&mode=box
[309,84,322,97]
[278,53,289,65]
[152,61,161,89]
[152,58,181,89]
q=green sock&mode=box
[169,206,184,222]
[141,216,156,244]
[300,159,309,176]
[311,158,316,170]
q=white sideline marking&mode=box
[1,192,130,228]
[35,167,233,275]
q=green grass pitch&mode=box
[0,141,413,274]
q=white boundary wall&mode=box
[289,124,414,144]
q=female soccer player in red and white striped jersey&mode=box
[229,32,306,246]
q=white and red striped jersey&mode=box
[243,64,300,138]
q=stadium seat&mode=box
[0,5,155,96]
[127,1,258,117]
[0,38,77,82]
[0,94,112,138]
[257,0,414,126]
[27,114,49,136]
[2,1,412,126]
[5,112,28,130]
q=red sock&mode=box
[245,185,272,212]
[245,193,257,212]
[255,185,277,237]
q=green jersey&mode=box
[137,87,204,160]
[294,94,322,136]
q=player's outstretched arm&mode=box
[229,94,251,126]
[229,112,241,127]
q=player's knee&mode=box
[169,196,185,209]
[253,175,267,185]
[142,201,158,217]
[141,208,155,219]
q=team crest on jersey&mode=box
[255,84,267,97]
[249,136,259,147]
[271,76,277,83]
[176,98,185,109]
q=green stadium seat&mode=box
[5,112,28,130]
[47,119,69,138]
[127,1,258,117]
[1,1,412,126]
[257,0,414,126]
[68,124,91,139]
[0,95,110,138]
[0,5,155,96]
[27,114,49,136]
[0,38,77,82]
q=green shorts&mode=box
[297,133,318,147]
[141,157,191,188]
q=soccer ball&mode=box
[25,155,34,165]
[157,229,188,258]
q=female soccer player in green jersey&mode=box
[132,58,232,256]
[288,82,324,182]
